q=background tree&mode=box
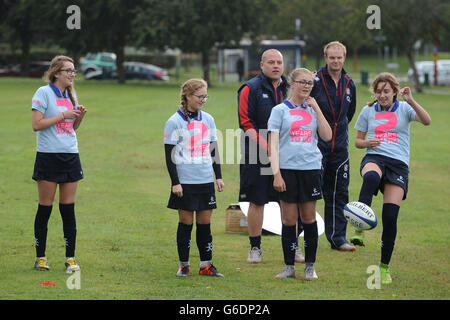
[137,0,274,85]
[1,0,50,75]
[339,0,376,73]
[377,0,449,92]
[38,0,91,68]
[269,0,355,70]
[133,0,176,55]
[84,0,145,84]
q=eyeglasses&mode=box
[192,94,209,101]
[293,80,314,87]
[60,69,77,75]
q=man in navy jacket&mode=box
[237,49,291,263]
[310,41,357,251]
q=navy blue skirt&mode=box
[32,152,84,183]
[167,183,216,211]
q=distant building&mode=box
[217,39,305,82]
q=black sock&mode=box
[34,204,52,257]
[281,224,297,265]
[303,221,318,264]
[59,203,77,258]
[196,223,213,262]
[358,171,381,207]
[176,222,193,263]
[249,235,261,249]
[381,203,400,265]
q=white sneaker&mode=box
[247,247,262,264]
[333,242,356,252]
[295,247,305,263]
[275,265,296,279]
[305,263,318,280]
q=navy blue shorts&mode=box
[168,183,217,211]
[32,152,83,183]
[238,163,279,205]
[279,169,322,203]
[360,154,409,200]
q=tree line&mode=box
[1,0,448,91]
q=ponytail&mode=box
[180,101,191,124]
[67,86,76,108]
[367,100,377,107]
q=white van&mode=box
[408,60,450,86]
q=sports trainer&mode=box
[354,72,431,283]
[310,41,357,251]
[238,49,305,263]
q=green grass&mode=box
[0,75,448,300]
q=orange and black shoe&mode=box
[199,263,224,277]
[176,264,190,277]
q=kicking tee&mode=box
[354,100,417,166]
[31,83,78,153]
[268,100,322,170]
[164,109,217,184]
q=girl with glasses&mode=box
[164,78,225,277]
[268,68,331,280]
[31,55,87,273]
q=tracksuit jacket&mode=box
[237,71,288,164]
[310,65,356,247]
[311,65,356,153]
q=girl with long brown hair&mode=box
[31,55,87,273]
[352,72,431,284]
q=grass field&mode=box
[0,75,448,301]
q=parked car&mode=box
[0,61,50,78]
[408,60,450,86]
[124,62,169,81]
[84,69,109,80]
[81,52,116,75]
[84,59,169,81]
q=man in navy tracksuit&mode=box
[310,41,357,251]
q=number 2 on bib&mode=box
[56,99,74,134]
[187,122,209,157]
[289,109,312,143]
[375,113,398,143]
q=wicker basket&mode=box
[225,204,248,234]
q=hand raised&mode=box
[399,87,413,102]
[306,96,319,109]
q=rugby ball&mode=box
[343,201,377,230]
